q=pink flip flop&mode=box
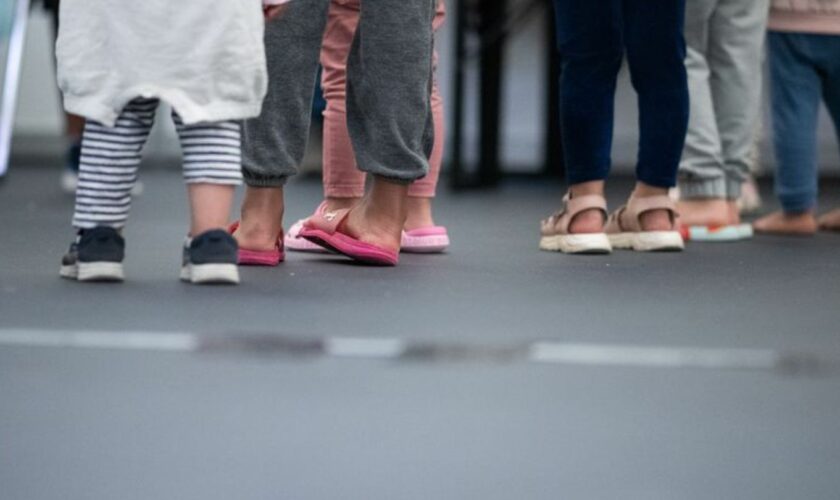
[298,209,399,266]
[400,226,450,253]
[228,221,285,266]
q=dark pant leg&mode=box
[769,32,823,213]
[552,0,624,185]
[346,0,436,183]
[241,0,330,187]
[623,0,689,188]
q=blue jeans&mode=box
[769,31,840,213]
[552,0,689,188]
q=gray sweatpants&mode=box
[678,0,770,200]
[242,0,436,187]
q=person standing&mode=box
[754,0,840,234]
[540,0,689,254]
[677,0,771,242]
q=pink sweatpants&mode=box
[320,0,446,198]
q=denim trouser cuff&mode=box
[678,176,727,199]
[779,193,816,214]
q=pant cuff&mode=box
[726,178,743,200]
[243,172,290,188]
[779,194,816,214]
[678,177,727,199]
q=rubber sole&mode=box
[180,263,240,285]
[60,262,125,282]
[539,233,612,254]
[681,224,753,242]
[609,231,685,252]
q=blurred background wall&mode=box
[10,1,840,175]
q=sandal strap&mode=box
[616,195,679,231]
[304,207,351,234]
[543,193,608,234]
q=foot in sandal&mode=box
[539,192,612,254]
[818,208,840,232]
[606,190,685,252]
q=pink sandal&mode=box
[401,226,450,253]
[298,209,399,266]
[228,221,285,266]
[287,203,449,255]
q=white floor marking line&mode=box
[0,328,822,373]
[528,342,780,370]
[324,337,407,359]
[0,329,198,352]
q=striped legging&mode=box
[73,98,243,229]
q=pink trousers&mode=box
[320,0,446,198]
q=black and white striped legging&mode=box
[73,97,243,229]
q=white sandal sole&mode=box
[539,233,612,254]
[609,231,685,252]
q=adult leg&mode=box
[237,0,331,251]
[677,0,733,227]
[72,98,157,229]
[814,34,840,230]
[624,0,690,230]
[550,0,623,234]
[338,0,436,253]
[754,32,821,234]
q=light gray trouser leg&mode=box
[241,0,330,187]
[679,0,770,200]
[347,0,435,183]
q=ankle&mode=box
[405,197,435,230]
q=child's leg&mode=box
[770,33,821,214]
[753,32,821,234]
[623,0,689,231]
[814,34,840,231]
[172,115,242,236]
[320,0,366,203]
[72,98,158,229]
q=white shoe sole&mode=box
[61,262,125,282]
[539,233,612,254]
[609,231,685,252]
[180,263,239,285]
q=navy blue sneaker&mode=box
[60,227,125,282]
[180,229,239,285]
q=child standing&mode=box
[282,0,450,255]
[754,0,840,235]
[56,0,285,283]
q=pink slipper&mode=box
[298,209,399,266]
[401,226,450,253]
[228,221,285,266]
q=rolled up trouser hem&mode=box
[725,177,743,200]
[372,174,415,186]
[678,176,727,199]
[242,171,290,188]
[779,194,816,214]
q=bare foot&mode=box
[738,176,763,215]
[405,197,436,230]
[339,179,408,253]
[753,210,817,236]
[818,208,840,231]
[323,197,359,212]
[676,198,733,227]
[235,186,285,251]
